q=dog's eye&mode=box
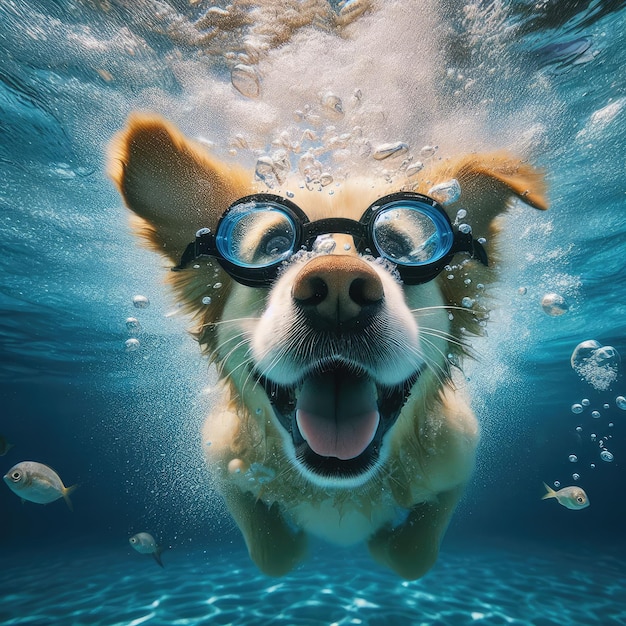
[374,224,415,260]
[261,231,292,257]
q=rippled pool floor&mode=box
[0,539,624,625]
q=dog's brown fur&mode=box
[109,112,547,578]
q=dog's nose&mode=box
[292,255,384,326]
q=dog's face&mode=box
[214,187,453,487]
[109,113,547,492]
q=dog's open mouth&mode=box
[258,360,420,478]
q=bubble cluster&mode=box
[571,339,621,391]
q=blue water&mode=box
[1,1,626,624]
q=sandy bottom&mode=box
[0,539,624,625]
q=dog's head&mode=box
[109,113,547,488]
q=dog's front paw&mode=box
[224,488,307,577]
[367,485,464,580]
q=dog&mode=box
[108,112,547,578]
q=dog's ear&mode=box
[108,112,253,263]
[417,152,548,239]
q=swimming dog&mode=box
[109,113,547,578]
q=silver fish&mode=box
[542,482,589,510]
[3,461,78,510]
[129,532,164,567]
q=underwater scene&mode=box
[1,0,626,624]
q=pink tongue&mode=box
[295,371,379,460]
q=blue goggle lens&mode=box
[371,201,454,266]
[215,201,297,268]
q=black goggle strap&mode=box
[171,229,216,272]
[452,229,489,267]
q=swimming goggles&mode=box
[172,191,488,287]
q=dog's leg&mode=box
[221,484,307,577]
[366,485,464,580]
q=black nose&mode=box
[292,255,384,329]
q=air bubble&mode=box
[231,64,260,98]
[568,454,578,463]
[575,426,582,433]
[420,145,438,158]
[582,398,590,406]
[202,296,212,305]
[571,403,583,414]
[459,223,472,234]
[572,473,580,481]
[600,449,614,462]
[456,209,467,220]
[427,179,461,205]
[255,156,278,188]
[461,297,474,309]
[518,287,527,295]
[405,161,424,177]
[616,396,626,410]
[132,295,150,309]
[554,480,561,488]
[319,173,334,187]
[125,338,140,352]
[321,92,344,117]
[126,317,141,333]
[541,293,569,316]
[299,152,323,183]
[213,282,223,289]
[591,410,601,419]
[372,142,409,160]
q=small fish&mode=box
[129,532,165,567]
[542,482,589,510]
[0,435,14,456]
[3,461,78,510]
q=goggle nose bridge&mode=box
[301,218,370,253]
